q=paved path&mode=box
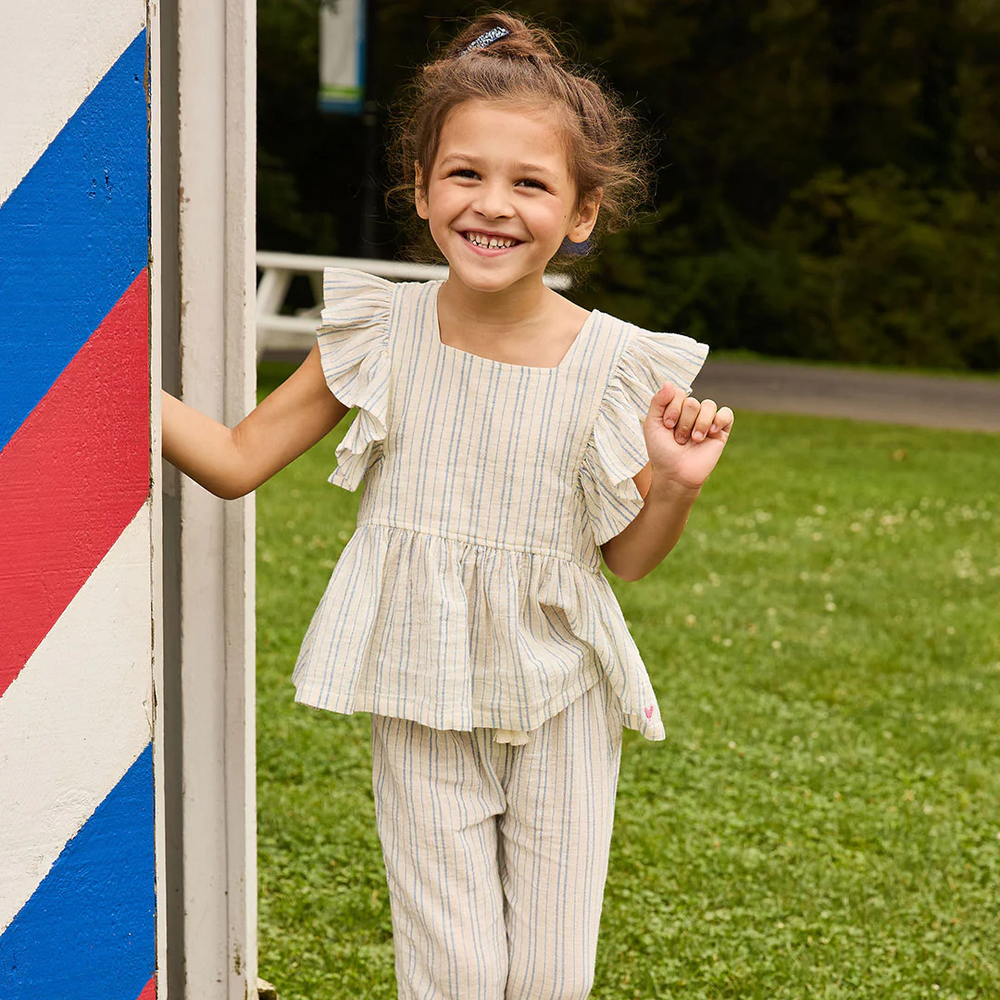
[691,361,1000,433]
[264,349,999,433]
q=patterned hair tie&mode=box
[461,26,510,55]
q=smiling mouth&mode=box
[462,231,521,250]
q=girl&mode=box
[164,13,734,999]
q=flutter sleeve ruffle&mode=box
[316,268,393,491]
[580,328,709,545]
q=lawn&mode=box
[255,362,1000,1000]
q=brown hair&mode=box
[388,12,650,259]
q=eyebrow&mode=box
[515,162,557,177]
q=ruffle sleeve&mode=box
[316,268,393,491]
[580,327,709,545]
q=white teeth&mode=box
[466,232,516,249]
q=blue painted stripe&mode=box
[0,742,155,1000]
[0,30,148,452]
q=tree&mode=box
[257,0,1000,369]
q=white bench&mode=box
[255,251,571,361]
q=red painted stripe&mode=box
[0,270,149,696]
[136,974,156,1000]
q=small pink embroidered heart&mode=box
[644,705,654,719]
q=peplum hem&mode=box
[292,523,667,741]
[581,327,709,545]
[316,268,393,491]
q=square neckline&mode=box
[429,281,598,374]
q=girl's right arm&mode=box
[162,344,349,499]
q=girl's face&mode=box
[415,100,599,296]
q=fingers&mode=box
[648,382,684,428]
[649,385,734,445]
[653,382,687,428]
[672,396,718,444]
[690,398,719,443]
[711,406,735,439]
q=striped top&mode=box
[292,269,708,740]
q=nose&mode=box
[472,179,513,220]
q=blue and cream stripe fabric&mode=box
[292,269,708,741]
[371,680,623,1000]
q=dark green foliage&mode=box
[258,0,1000,369]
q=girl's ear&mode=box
[566,191,601,244]
[414,162,429,220]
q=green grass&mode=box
[255,363,1000,999]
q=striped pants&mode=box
[371,682,623,1000]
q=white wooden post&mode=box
[159,0,257,996]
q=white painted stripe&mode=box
[0,508,153,933]
[0,2,145,203]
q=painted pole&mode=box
[0,1,257,997]
[0,5,157,999]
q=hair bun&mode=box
[447,12,561,64]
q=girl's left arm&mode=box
[601,383,734,582]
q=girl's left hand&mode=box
[643,382,735,492]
